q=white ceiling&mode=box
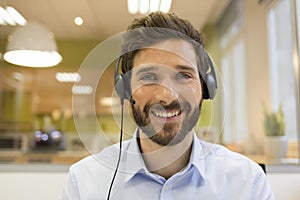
[0,0,230,40]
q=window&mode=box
[222,40,247,144]
[218,0,247,145]
[267,0,299,141]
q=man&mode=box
[60,12,274,200]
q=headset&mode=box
[114,48,218,103]
[114,57,135,105]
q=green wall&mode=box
[0,33,222,135]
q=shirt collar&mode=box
[188,132,206,180]
[124,129,207,182]
[124,129,148,182]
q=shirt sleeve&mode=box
[251,169,275,200]
[58,172,80,200]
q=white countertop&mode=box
[0,163,300,173]
[0,163,70,172]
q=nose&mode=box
[154,81,179,105]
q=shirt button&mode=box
[165,185,169,191]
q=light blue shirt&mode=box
[59,131,274,200]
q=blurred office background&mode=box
[0,0,299,199]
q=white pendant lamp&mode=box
[3,22,62,67]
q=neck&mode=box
[138,130,193,179]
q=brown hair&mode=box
[119,11,209,98]
[120,11,205,73]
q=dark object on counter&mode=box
[0,134,27,152]
[32,129,65,151]
[259,163,266,174]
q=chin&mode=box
[147,123,190,146]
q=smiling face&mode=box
[130,39,203,146]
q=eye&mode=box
[176,72,192,80]
[139,73,158,81]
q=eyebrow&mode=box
[134,64,197,76]
[175,65,198,73]
[135,66,158,76]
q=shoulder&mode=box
[69,140,131,174]
[62,140,133,198]
[200,140,264,175]
[197,140,273,198]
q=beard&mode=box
[131,99,202,146]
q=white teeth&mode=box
[154,110,180,118]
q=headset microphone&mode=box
[129,97,136,105]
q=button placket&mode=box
[160,180,173,199]
[164,184,169,191]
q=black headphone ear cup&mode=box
[114,57,132,102]
[114,73,132,101]
[114,74,125,100]
[122,72,132,100]
[200,76,209,100]
[205,73,217,99]
[200,50,218,100]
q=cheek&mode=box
[178,82,202,104]
[131,86,152,106]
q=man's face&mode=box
[130,39,203,146]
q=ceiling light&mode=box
[99,97,119,106]
[139,0,150,14]
[128,0,139,14]
[0,6,27,26]
[4,50,62,67]
[0,15,5,25]
[55,72,81,83]
[159,0,172,13]
[127,0,172,15]
[3,21,62,67]
[0,6,15,25]
[74,16,84,26]
[5,6,27,26]
[149,0,160,12]
[72,85,93,95]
